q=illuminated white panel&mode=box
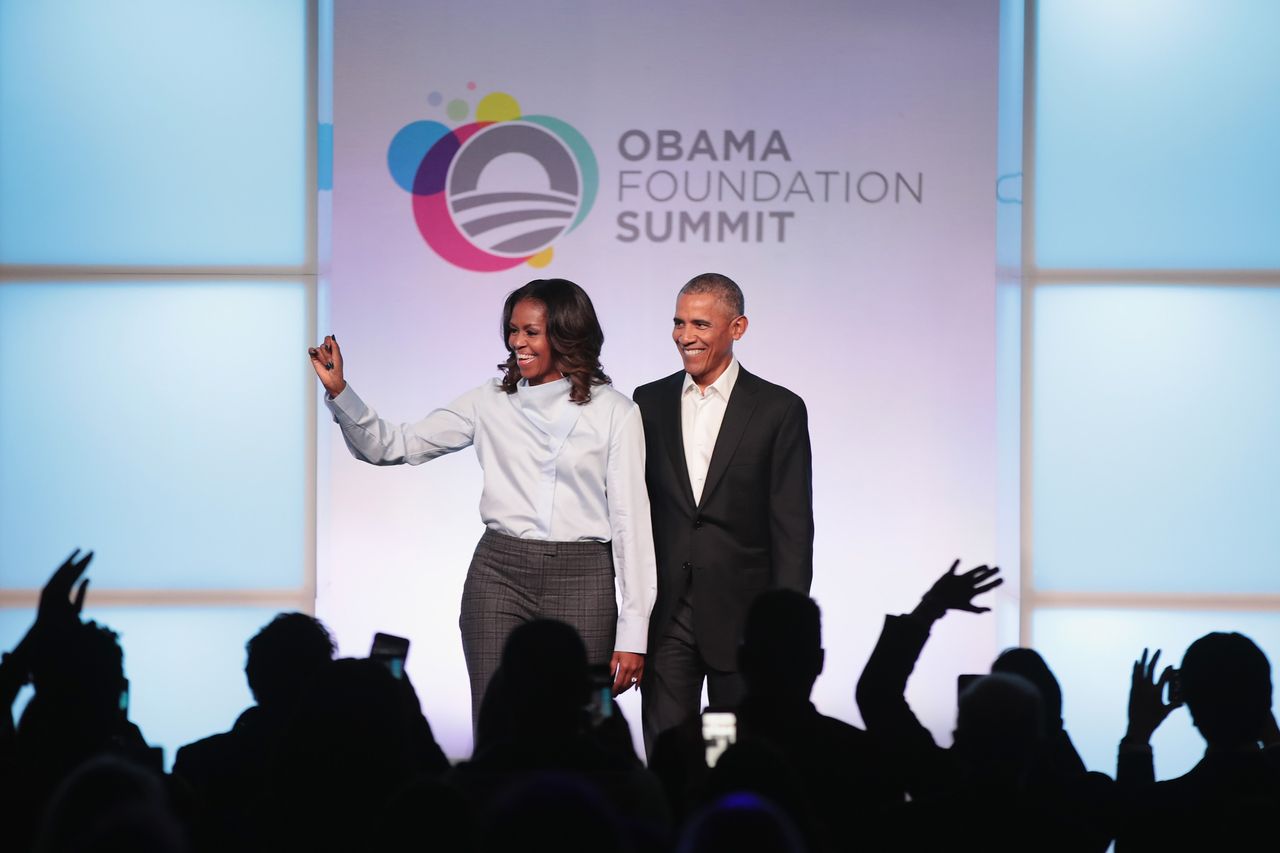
[1032,285,1280,593]
[0,282,309,589]
[0,606,283,771]
[0,0,308,266]
[1036,0,1280,268]
[1034,608,1280,782]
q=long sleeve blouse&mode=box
[325,377,658,653]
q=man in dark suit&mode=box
[633,272,813,756]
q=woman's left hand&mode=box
[610,651,644,696]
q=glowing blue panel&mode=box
[1032,285,1280,593]
[0,0,308,266]
[1034,609,1280,782]
[1035,0,1280,268]
[995,0,1023,270]
[0,606,286,771]
[0,282,309,589]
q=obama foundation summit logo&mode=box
[387,85,598,272]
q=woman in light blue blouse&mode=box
[309,279,657,726]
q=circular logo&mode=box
[447,122,582,258]
[388,92,598,272]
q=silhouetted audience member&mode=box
[886,671,1087,852]
[172,612,336,851]
[857,560,1114,851]
[676,792,808,853]
[259,656,450,853]
[991,647,1087,785]
[35,755,186,853]
[855,559,1006,800]
[452,619,669,842]
[953,672,1044,790]
[653,589,898,851]
[1117,634,1280,852]
[1,552,155,852]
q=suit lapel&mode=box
[660,372,698,510]
[698,366,760,510]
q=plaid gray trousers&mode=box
[459,528,617,728]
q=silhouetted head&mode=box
[954,672,1044,789]
[739,589,824,700]
[992,647,1063,732]
[28,620,127,736]
[498,279,610,404]
[1181,631,1272,747]
[36,755,185,853]
[497,619,591,737]
[244,612,336,711]
[482,773,621,853]
[677,792,807,853]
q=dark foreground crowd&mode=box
[2,552,1277,853]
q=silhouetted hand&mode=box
[610,651,644,696]
[5,550,93,680]
[1124,648,1181,744]
[308,334,346,398]
[912,559,1002,622]
[37,549,92,628]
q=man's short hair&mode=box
[680,272,745,317]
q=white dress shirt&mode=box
[325,378,657,654]
[681,357,740,504]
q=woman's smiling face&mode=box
[507,298,562,386]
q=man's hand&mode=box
[308,334,347,399]
[1125,647,1181,745]
[610,651,644,696]
[912,558,1002,622]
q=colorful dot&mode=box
[386,120,451,193]
[467,81,477,90]
[527,247,554,268]
[427,91,443,106]
[476,92,521,123]
[446,99,469,121]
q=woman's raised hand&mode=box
[308,334,347,398]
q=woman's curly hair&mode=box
[497,279,611,405]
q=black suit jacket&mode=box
[633,366,813,670]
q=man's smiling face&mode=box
[672,292,746,389]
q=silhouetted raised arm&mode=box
[1117,648,1181,788]
[2,549,93,715]
[855,559,1001,798]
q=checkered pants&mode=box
[459,528,617,729]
